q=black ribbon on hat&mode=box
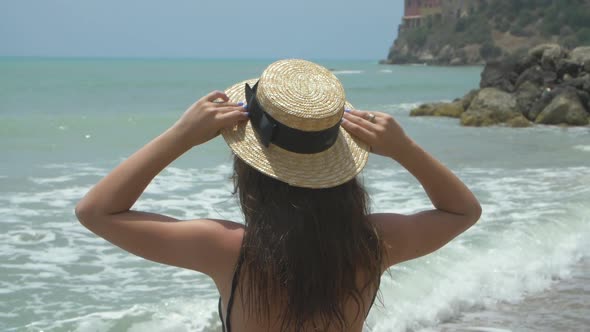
[245,82,341,154]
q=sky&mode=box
[0,0,403,60]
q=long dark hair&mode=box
[232,155,383,331]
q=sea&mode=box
[1,58,589,332]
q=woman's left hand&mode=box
[171,90,248,147]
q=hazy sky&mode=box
[0,0,403,60]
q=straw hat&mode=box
[221,59,369,188]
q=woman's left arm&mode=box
[75,91,248,277]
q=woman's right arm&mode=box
[342,110,482,268]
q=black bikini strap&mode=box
[225,249,246,332]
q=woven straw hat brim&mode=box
[221,79,369,189]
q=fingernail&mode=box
[243,104,249,110]
[237,102,244,106]
[345,108,351,113]
[341,118,347,123]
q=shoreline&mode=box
[435,257,590,332]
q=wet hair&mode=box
[232,155,383,331]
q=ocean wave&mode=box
[332,70,364,75]
[3,162,590,332]
[364,165,590,332]
[368,203,590,332]
[372,102,423,114]
[23,298,221,332]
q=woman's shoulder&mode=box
[176,218,245,281]
[199,218,245,260]
[368,210,478,269]
[196,219,245,293]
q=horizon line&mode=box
[0,55,384,62]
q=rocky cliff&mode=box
[384,0,590,66]
[410,44,590,127]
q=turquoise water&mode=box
[1,58,589,331]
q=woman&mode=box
[76,59,481,332]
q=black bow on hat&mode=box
[244,82,341,154]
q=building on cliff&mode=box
[401,0,442,30]
[386,0,590,65]
[401,0,487,31]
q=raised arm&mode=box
[75,91,248,277]
[342,110,481,268]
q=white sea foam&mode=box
[7,185,89,208]
[29,175,76,184]
[364,166,590,332]
[0,207,42,218]
[127,298,221,332]
[385,102,423,113]
[573,145,590,152]
[144,165,232,195]
[332,70,364,75]
[3,161,590,332]
[1,229,57,245]
[25,298,221,332]
[368,209,589,331]
[33,246,81,264]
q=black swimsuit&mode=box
[219,249,245,332]
[218,251,379,332]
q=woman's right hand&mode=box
[171,91,248,147]
[341,109,413,159]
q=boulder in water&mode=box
[577,89,590,110]
[570,46,590,72]
[460,89,479,109]
[583,74,590,93]
[561,76,590,91]
[535,90,589,126]
[542,70,558,85]
[461,88,520,126]
[410,101,464,118]
[506,114,533,127]
[515,66,544,88]
[540,45,565,71]
[556,59,582,79]
[405,43,590,128]
[527,87,558,121]
[480,61,519,92]
[515,81,542,117]
[529,44,562,59]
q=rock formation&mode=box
[410,45,590,127]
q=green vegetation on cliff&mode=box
[486,0,590,45]
[387,0,590,65]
